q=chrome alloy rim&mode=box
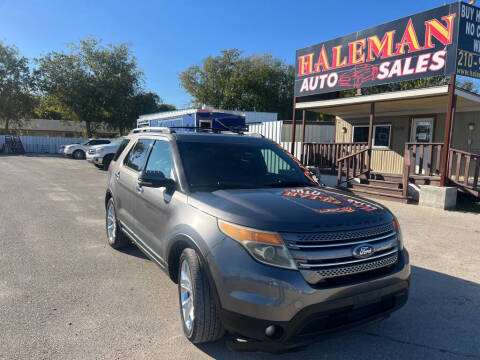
[106,202,116,243]
[180,260,194,332]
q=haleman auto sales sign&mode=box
[294,2,473,97]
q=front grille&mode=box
[295,222,394,243]
[281,222,399,282]
[310,252,397,280]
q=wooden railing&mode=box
[404,142,444,177]
[337,148,370,186]
[448,148,480,197]
[302,142,367,173]
[402,143,444,196]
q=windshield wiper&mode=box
[190,182,260,190]
[262,181,312,188]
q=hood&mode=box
[89,144,106,151]
[188,186,393,232]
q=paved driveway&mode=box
[0,155,479,360]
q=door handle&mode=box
[136,184,144,193]
[115,171,120,180]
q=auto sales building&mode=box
[293,1,480,206]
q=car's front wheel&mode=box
[178,248,224,343]
[106,198,130,249]
[72,149,85,160]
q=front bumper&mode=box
[222,280,408,352]
[209,236,410,350]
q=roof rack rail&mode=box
[243,132,264,138]
[129,127,175,134]
[167,126,248,134]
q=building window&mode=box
[352,126,369,143]
[352,125,391,148]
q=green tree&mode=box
[456,78,477,92]
[36,38,147,136]
[0,42,36,130]
[119,92,175,134]
[179,49,295,119]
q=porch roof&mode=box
[296,86,480,118]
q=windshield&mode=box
[177,140,317,191]
[110,137,124,146]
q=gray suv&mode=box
[105,128,410,351]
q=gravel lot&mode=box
[0,155,479,360]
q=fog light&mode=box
[265,325,276,337]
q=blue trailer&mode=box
[137,108,246,132]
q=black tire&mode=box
[106,198,130,249]
[73,149,85,160]
[102,154,114,170]
[178,248,224,344]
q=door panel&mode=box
[134,140,176,259]
[411,118,434,175]
[115,139,153,231]
[116,167,140,229]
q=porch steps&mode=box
[349,183,403,195]
[366,179,402,189]
[368,172,403,182]
[345,186,411,203]
[345,176,412,203]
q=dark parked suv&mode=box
[105,128,410,351]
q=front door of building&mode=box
[411,117,434,174]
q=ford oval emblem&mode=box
[352,244,375,259]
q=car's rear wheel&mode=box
[178,248,224,343]
[73,149,85,160]
[102,154,114,170]
[106,198,130,249]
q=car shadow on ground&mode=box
[119,245,149,260]
[195,266,480,359]
[0,153,64,157]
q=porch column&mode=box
[301,110,306,162]
[290,97,297,155]
[367,102,375,177]
[440,74,457,187]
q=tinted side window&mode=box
[145,140,174,179]
[89,140,100,145]
[113,139,130,161]
[98,140,111,145]
[123,139,153,172]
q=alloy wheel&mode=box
[106,202,116,244]
[180,260,194,333]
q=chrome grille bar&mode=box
[303,253,398,280]
[287,232,396,249]
[292,222,395,243]
[297,248,398,269]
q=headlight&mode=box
[218,220,297,270]
[393,218,404,250]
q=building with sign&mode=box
[293,1,480,206]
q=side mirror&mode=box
[306,166,321,181]
[138,171,176,189]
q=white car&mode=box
[62,138,111,159]
[86,137,125,170]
